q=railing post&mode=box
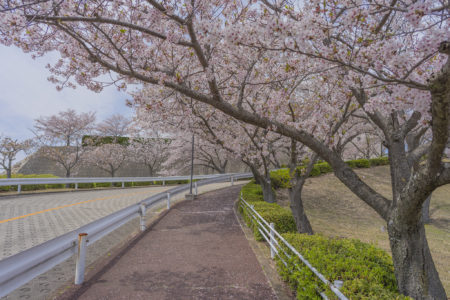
[231,176,234,186]
[139,204,146,232]
[270,222,275,259]
[334,280,344,290]
[167,192,171,209]
[75,233,88,285]
[194,181,198,195]
[163,180,165,186]
[122,182,125,188]
[17,184,21,193]
[75,183,78,190]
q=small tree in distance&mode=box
[33,109,96,178]
[0,136,32,178]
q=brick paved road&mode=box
[0,182,240,300]
[0,187,173,260]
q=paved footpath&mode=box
[57,185,277,300]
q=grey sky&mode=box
[0,45,134,141]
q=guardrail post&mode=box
[163,180,165,186]
[333,280,344,290]
[167,193,171,209]
[231,176,234,186]
[194,181,198,195]
[139,204,146,231]
[17,184,21,193]
[75,183,78,190]
[75,233,88,285]
[270,222,275,259]
[121,182,125,188]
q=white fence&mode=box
[239,195,348,300]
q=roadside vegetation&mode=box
[239,163,449,298]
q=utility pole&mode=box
[189,134,194,195]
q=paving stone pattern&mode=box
[58,185,276,300]
[0,182,237,300]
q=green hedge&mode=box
[240,182,264,202]
[369,157,389,166]
[0,174,60,192]
[346,159,371,168]
[270,169,291,189]
[270,157,390,190]
[277,233,409,299]
[239,182,296,241]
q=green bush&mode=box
[77,183,96,189]
[239,182,296,241]
[46,184,65,189]
[241,182,264,202]
[95,182,112,188]
[315,162,333,174]
[346,159,371,168]
[369,157,390,166]
[270,169,291,189]
[310,165,321,177]
[133,181,153,187]
[277,233,409,300]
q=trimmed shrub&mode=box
[315,162,333,174]
[95,182,112,188]
[78,183,96,189]
[133,181,153,187]
[46,184,65,189]
[310,165,321,177]
[239,182,296,241]
[369,157,390,166]
[241,182,264,202]
[346,159,371,168]
[277,233,410,300]
[270,169,291,189]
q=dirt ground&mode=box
[276,165,450,294]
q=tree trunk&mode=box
[388,211,447,299]
[261,178,276,203]
[65,169,71,188]
[422,195,431,224]
[289,181,313,234]
[148,165,154,177]
[7,159,12,178]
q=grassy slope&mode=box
[276,165,450,294]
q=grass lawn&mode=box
[276,165,450,294]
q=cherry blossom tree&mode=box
[1,1,449,297]
[128,129,170,176]
[96,114,132,138]
[0,135,32,178]
[84,143,129,177]
[33,109,96,177]
[163,134,230,175]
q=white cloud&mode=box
[0,45,134,140]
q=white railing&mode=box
[239,195,348,300]
[0,173,234,193]
[0,173,252,297]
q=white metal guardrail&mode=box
[0,173,252,297]
[239,195,348,300]
[0,173,235,193]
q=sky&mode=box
[0,45,134,140]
